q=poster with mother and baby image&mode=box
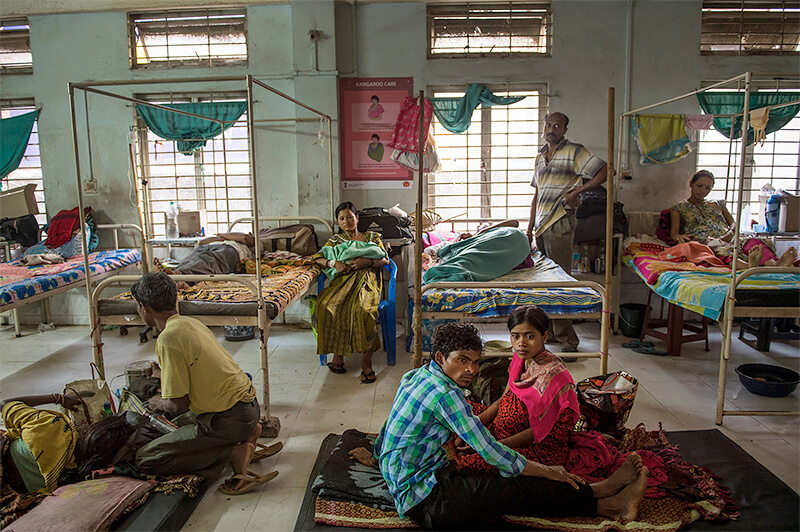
[339,77,413,189]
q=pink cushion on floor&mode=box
[6,476,155,532]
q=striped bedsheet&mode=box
[420,252,602,317]
[100,264,320,320]
[0,249,141,307]
[623,242,800,320]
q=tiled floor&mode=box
[1,319,798,531]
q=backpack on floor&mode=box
[259,224,320,256]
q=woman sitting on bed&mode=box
[454,305,579,471]
[311,202,389,383]
[670,170,797,268]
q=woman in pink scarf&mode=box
[456,306,580,471]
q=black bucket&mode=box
[619,303,649,338]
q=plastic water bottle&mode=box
[166,202,179,239]
[103,402,114,417]
[765,195,782,233]
[144,411,179,434]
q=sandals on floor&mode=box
[360,370,377,384]
[218,470,279,495]
[327,362,347,374]
[252,441,283,462]
[622,339,654,349]
[632,344,668,356]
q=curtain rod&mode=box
[621,74,748,117]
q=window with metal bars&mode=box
[0,17,32,73]
[0,100,46,225]
[134,93,251,237]
[427,86,545,232]
[427,3,551,58]
[701,1,800,55]
[128,8,248,69]
[696,107,800,227]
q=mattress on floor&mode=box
[98,265,319,321]
[419,252,602,318]
[0,249,142,307]
[626,256,800,321]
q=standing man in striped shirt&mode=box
[527,112,609,354]
[372,322,647,529]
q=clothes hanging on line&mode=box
[750,108,770,146]
[632,114,692,165]
[683,114,715,142]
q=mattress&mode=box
[98,265,319,321]
[0,249,142,306]
[624,242,800,320]
[419,252,602,317]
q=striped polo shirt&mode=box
[531,138,605,236]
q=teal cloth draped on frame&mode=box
[429,84,526,134]
[696,92,800,145]
[135,102,248,155]
[0,110,38,179]
[423,227,530,283]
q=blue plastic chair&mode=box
[316,258,397,367]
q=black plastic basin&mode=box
[736,363,800,398]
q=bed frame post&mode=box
[602,87,615,373]
[716,71,752,425]
[412,90,425,369]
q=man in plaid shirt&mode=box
[372,322,647,529]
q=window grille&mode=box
[428,3,551,58]
[427,86,545,232]
[128,8,248,69]
[0,17,32,73]
[134,93,251,237]
[0,100,46,225]
[701,1,800,55]
[696,106,800,226]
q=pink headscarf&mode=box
[508,351,580,443]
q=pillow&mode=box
[6,476,155,532]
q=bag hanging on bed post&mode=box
[60,363,114,428]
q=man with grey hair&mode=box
[527,112,608,354]
[131,272,280,495]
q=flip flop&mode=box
[360,370,377,384]
[622,340,654,349]
[327,362,347,374]
[251,441,283,462]
[632,345,668,356]
[219,470,279,495]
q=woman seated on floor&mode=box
[454,305,579,471]
[311,202,389,384]
[670,170,797,268]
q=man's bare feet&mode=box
[221,423,262,492]
[776,247,798,267]
[590,453,643,499]
[153,257,175,275]
[748,245,764,268]
[596,466,648,521]
[349,447,378,468]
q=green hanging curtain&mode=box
[135,102,248,155]
[429,84,526,134]
[696,92,800,145]
[0,110,38,179]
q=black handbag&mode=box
[357,207,413,240]
[0,214,40,247]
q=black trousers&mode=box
[405,465,597,530]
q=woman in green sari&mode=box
[312,202,389,383]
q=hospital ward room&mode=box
[0,1,798,531]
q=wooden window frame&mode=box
[701,0,800,56]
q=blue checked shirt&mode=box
[373,360,527,517]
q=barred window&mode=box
[134,93,251,237]
[428,3,551,58]
[427,85,545,232]
[128,8,248,69]
[0,17,32,73]
[0,100,46,225]
[696,96,800,226]
[701,1,800,55]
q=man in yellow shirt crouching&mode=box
[132,272,278,495]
